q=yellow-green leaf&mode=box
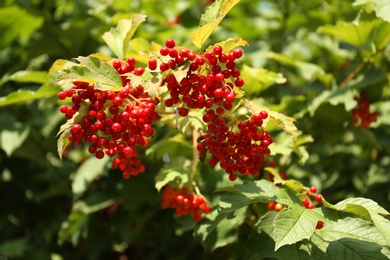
[206,37,249,53]
[191,0,240,49]
[102,15,147,59]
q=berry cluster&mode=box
[267,202,284,211]
[161,186,211,222]
[149,39,243,117]
[198,111,272,181]
[352,92,378,129]
[58,57,158,178]
[301,186,323,209]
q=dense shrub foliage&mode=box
[1,0,389,259]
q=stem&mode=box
[190,128,200,180]
[339,62,365,88]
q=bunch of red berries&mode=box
[57,57,158,178]
[352,92,378,129]
[161,186,211,222]
[149,39,243,117]
[301,186,323,209]
[198,111,272,181]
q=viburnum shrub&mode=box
[49,1,390,259]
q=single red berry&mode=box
[213,45,223,55]
[178,108,189,117]
[306,203,315,209]
[134,67,144,76]
[160,63,169,71]
[315,194,323,203]
[165,38,176,48]
[232,48,243,59]
[111,122,122,133]
[316,220,324,230]
[148,59,157,70]
[95,150,104,159]
[112,60,122,69]
[309,186,317,193]
[57,91,67,100]
[235,78,244,87]
[229,173,237,181]
[196,56,205,66]
[160,47,169,56]
[268,202,276,210]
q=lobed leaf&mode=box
[56,56,123,91]
[102,15,147,59]
[154,157,190,191]
[191,0,240,49]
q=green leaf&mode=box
[0,237,28,257]
[155,157,190,191]
[127,71,163,98]
[267,52,327,82]
[206,37,249,53]
[311,217,390,259]
[323,197,390,245]
[0,124,30,156]
[72,156,110,200]
[308,87,357,116]
[218,180,279,213]
[194,208,246,250]
[0,82,59,107]
[354,0,390,23]
[317,20,381,47]
[58,206,88,246]
[102,15,147,59]
[273,206,324,250]
[191,0,240,49]
[4,70,49,84]
[49,59,78,75]
[0,6,43,47]
[373,21,390,50]
[56,56,122,91]
[240,65,287,95]
[268,111,301,140]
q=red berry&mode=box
[316,220,324,230]
[58,91,67,100]
[315,194,323,203]
[178,108,189,117]
[160,47,169,56]
[232,49,243,59]
[148,59,157,70]
[165,38,176,48]
[235,78,244,87]
[213,45,223,55]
